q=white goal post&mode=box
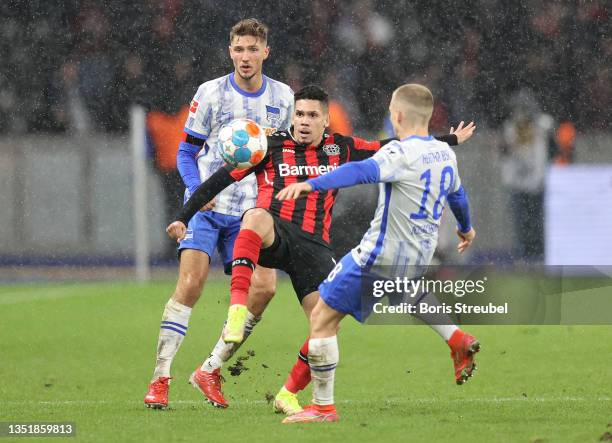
[130,105,151,282]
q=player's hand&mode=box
[276,182,313,200]
[456,227,476,253]
[200,198,216,212]
[166,221,187,242]
[450,121,476,144]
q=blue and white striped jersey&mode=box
[351,135,462,274]
[184,73,294,216]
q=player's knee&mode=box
[309,303,324,327]
[178,270,205,297]
[242,208,272,233]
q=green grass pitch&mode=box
[2,279,611,442]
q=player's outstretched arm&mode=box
[165,166,238,240]
[449,121,476,144]
[348,123,475,164]
[276,158,380,201]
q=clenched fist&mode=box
[166,221,187,242]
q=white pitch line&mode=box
[4,397,610,406]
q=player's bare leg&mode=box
[283,297,343,423]
[224,208,275,343]
[171,250,210,307]
[192,265,276,408]
[145,250,209,409]
[201,266,276,372]
[274,290,320,415]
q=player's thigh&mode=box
[318,253,366,323]
[174,212,220,305]
[257,217,290,271]
[173,249,211,306]
[288,239,336,306]
[217,212,244,275]
[178,211,220,263]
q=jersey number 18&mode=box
[409,166,454,221]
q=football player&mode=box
[276,84,479,423]
[144,18,293,410]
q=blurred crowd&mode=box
[0,0,609,135]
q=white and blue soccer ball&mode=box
[218,118,268,170]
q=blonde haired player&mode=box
[276,84,479,423]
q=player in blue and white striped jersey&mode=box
[145,18,293,410]
[183,71,293,216]
[276,84,479,423]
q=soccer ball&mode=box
[218,118,268,170]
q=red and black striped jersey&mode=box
[176,130,458,245]
[229,130,393,244]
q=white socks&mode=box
[152,299,192,380]
[429,324,459,342]
[308,336,339,406]
[201,311,260,372]
[152,300,262,378]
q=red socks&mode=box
[230,229,262,306]
[284,338,311,393]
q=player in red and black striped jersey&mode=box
[229,129,390,244]
[167,85,474,412]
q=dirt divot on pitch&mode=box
[228,349,256,376]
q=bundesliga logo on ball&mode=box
[218,118,268,170]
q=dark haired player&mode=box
[167,85,475,413]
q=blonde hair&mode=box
[391,84,434,125]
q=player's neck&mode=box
[233,71,264,93]
[395,126,429,140]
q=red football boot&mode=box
[189,367,229,408]
[282,404,339,424]
[144,376,171,409]
[449,330,481,385]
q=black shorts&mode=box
[257,215,336,303]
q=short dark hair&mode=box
[230,18,268,44]
[294,85,329,108]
